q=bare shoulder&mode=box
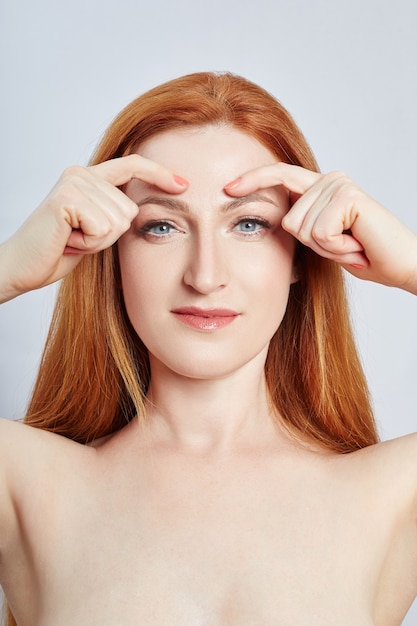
[346,432,417,498]
[0,415,92,473]
[331,434,417,623]
[366,434,417,621]
[355,431,417,475]
[0,417,94,556]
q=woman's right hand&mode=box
[0,155,188,303]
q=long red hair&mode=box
[3,71,379,625]
[27,71,379,448]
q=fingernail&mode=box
[173,175,188,187]
[350,263,365,269]
[224,178,242,190]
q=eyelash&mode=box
[232,216,271,235]
[139,217,271,239]
[140,221,179,237]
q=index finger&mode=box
[224,162,321,197]
[89,154,188,193]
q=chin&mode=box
[149,346,270,382]
[156,360,240,381]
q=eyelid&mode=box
[137,214,273,239]
[139,219,181,237]
[232,215,271,228]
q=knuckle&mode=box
[127,153,142,165]
[54,166,89,203]
[50,186,76,210]
[126,206,137,221]
[62,165,86,180]
[127,153,150,171]
[91,224,111,241]
[298,228,311,245]
[325,170,348,182]
[325,171,355,195]
[120,217,132,233]
[311,224,330,244]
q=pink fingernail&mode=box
[173,175,188,187]
[350,263,365,269]
[224,178,242,190]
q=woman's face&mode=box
[118,125,296,380]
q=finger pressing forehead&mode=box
[89,155,188,192]
[224,163,321,196]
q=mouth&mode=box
[171,307,239,331]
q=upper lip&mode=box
[171,306,239,317]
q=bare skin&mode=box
[1,126,417,625]
[1,415,417,626]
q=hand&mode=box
[0,155,188,303]
[225,163,417,295]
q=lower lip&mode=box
[172,312,238,331]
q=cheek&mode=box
[118,242,180,339]
[248,239,295,311]
[118,246,149,323]
[120,263,159,315]
[245,235,295,285]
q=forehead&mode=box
[135,125,277,182]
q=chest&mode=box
[35,459,384,625]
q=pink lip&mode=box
[171,307,239,331]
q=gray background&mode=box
[0,0,416,622]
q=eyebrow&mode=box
[134,191,282,214]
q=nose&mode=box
[183,232,229,294]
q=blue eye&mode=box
[141,221,177,236]
[234,218,269,233]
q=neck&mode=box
[143,349,280,454]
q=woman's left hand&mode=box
[225,164,417,295]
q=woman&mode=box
[0,72,416,625]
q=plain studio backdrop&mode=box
[0,0,416,622]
